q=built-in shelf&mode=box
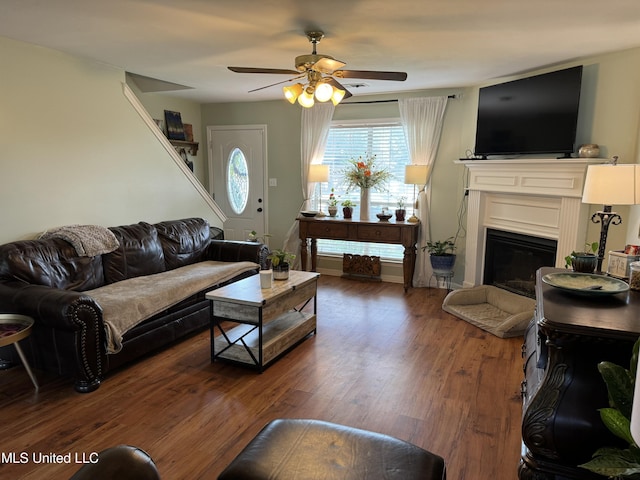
[168,139,199,156]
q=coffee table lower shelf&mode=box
[213,311,316,370]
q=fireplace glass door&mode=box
[483,229,557,298]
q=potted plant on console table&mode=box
[267,249,296,280]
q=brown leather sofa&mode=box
[0,218,267,393]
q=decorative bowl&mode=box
[300,211,318,218]
[376,212,393,222]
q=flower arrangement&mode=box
[342,154,392,192]
[397,196,407,209]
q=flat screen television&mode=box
[473,65,583,158]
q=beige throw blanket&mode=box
[86,261,258,353]
[39,225,120,257]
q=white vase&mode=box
[360,188,370,221]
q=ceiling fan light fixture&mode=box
[298,89,315,108]
[331,87,346,106]
[314,82,333,102]
[283,83,303,104]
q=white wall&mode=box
[0,36,222,244]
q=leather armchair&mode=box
[70,445,160,480]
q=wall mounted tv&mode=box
[473,65,583,159]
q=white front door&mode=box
[208,125,267,242]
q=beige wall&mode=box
[202,48,640,283]
[3,30,639,282]
[0,36,222,244]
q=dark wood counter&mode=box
[519,267,640,479]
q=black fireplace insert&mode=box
[483,229,557,298]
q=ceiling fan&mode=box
[227,31,407,107]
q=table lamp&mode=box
[308,164,330,213]
[581,157,639,273]
[404,165,429,223]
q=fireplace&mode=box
[459,158,598,289]
[483,229,557,298]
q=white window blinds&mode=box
[318,121,414,260]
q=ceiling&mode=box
[1,0,640,104]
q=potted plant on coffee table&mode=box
[564,242,598,273]
[423,237,456,275]
[267,249,296,280]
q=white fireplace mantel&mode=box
[457,158,603,288]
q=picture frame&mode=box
[164,110,185,140]
[183,123,194,142]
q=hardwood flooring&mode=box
[0,276,524,479]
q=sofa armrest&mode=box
[0,281,101,330]
[207,240,269,270]
[0,281,106,392]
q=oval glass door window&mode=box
[227,148,249,214]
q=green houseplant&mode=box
[565,242,599,273]
[267,249,296,280]
[395,196,407,222]
[580,338,640,478]
[328,188,339,217]
[423,237,456,275]
[341,199,356,219]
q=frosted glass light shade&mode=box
[283,83,303,104]
[582,164,639,205]
[331,88,345,106]
[404,164,429,185]
[315,83,333,102]
[308,164,329,182]
[298,90,315,108]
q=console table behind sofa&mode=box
[298,216,419,291]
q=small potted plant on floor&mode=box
[423,237,456,275]
[341,199,356,219]
[395,196,407,222]
[564,242,598,273]
[267,249,296,280]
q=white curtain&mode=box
[399,96,449,287]
[282,103,335,268]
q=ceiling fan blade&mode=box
[334,70,408,81]
[311,57,346,75]
[248,74,306,93]
[326,78,353,99]
[228,66,300,75]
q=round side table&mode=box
[0,314,39,390]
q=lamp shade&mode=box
[404,164,429,185]
[582,164,639,205]
[283,84,303,104]
[308,164,329,183]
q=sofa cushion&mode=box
[0,238,105,291]
[103,222,165,284]
[155,218,211,270]
[88,260,259,353]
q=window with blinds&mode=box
[318,120,414,261]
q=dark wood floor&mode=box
[0,276,524,479]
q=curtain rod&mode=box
[340,94,457,105]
